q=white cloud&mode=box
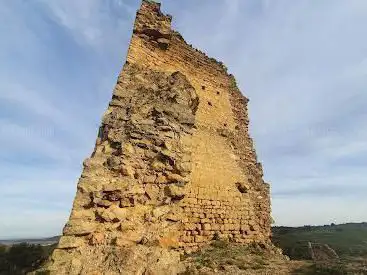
[40,0,103,44]
[344,58,367,78]
[0,82,66,125]
[0,120,73,162]
[38,0,135,50]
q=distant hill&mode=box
[0,236,59,246]
[272,222,367,274]
[272,222,367,259]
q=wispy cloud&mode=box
[37,0,135,52]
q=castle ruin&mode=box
[45,1,272,274]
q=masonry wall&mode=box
[128,1,271,252]
[45,1,271,274]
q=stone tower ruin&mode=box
[45,1,272,274]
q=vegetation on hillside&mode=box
[272,223,367,274]
[180,240,299,274]
[272,223,367,259]
[0,243,56,275]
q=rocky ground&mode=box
[3,240,366,274]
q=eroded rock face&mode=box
[44,0,272,274]
[44,64,198,274]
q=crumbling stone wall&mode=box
[45,1,271,274]
[128,0,271,251]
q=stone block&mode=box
[166,173,187,183]
[98,205,129,222]
[89,232,105,245]
[165,185,185,199]
[195,235,206,243]
[63,221,96,236]
[202,223,211,231]
[143,175,157,184]
[58,236,85,249]
[152,206,171,218]
[184,223,196,230]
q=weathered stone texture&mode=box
[45,1,271,274]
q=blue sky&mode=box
[1,0,366,239]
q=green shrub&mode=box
[0,243,55,275]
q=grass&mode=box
[180,241,282,274]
